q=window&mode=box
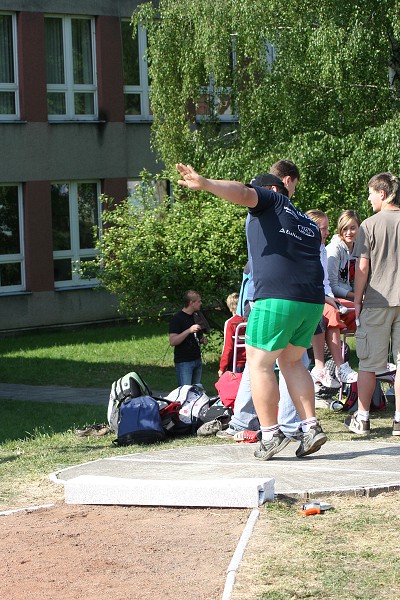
[0,12,19,119]
[196,35,238,122]
[127,179,169,212]
[51,181,101,287]
[0,184,24,292]
[45,15,97,120]
[121,20,150,120]
[195,38,275,122]
[197,76,235,121]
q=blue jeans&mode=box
[229,362,259,431]
[278,352,309,437]
[175,358,202,386]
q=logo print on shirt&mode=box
[284,206,299,220]
[298,225,315,237]
[279,228,302,240]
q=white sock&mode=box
[394,411,400,422]
[261,425,279,442]
[301,417,317,433]
[357,410,369,421]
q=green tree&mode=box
[95,0,400,317]
[94,173,247,318]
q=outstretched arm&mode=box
[176,163,258,208]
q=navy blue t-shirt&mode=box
[247,186,324,304]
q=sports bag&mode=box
[114,395,166,446]
[156,399,182,434]
[165,385,211,433]
[197,401,233,429]
[108,371,152,432]
[341,380,387,413]
[215,371,243,408]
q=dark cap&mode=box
[250,173,284,188]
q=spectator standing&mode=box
[345,172,400,435]
[169,290,208,386]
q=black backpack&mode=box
[197,401,233,429]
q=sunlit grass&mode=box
[0,321,222,393]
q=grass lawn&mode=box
[0,320,223,394]
[1,321,400,598]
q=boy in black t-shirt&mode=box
[169,290,208,386]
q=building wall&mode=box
[1,288,120,332]
[0,1,143,18]
[0,1,159,332]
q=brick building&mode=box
[0,0,159,331]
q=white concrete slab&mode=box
[52,440,400,508]
[64,475,275,508]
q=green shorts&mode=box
[245,298,324,352]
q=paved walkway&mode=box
[0,383,165,405]
[0,383,110,405]
[3,383,400,504]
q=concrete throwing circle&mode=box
[51,440,400,506]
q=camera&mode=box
[335,301,348,315]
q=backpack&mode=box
[165,385,211,433]
[215,371,243,408]
[113,395,166,446]
[156,399,182,434]
[197,401,233,429]
[341,380,387,413]
[108,371,152,433]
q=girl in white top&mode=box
[306,210,358,388]
[326,209,361,301]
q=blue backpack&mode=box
[114,395,166,446]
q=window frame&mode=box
[121,20,151,121]
[196,76,236,123]
[45,14,98,122]
[195,34,238,123]
[0,183,25,293]
[0,11,20,121]
[127,178,169,212]
[52,180,101,289]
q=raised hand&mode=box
[176,163,205,190]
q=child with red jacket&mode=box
[218,293,247,377]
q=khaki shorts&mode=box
[356,306,400,372]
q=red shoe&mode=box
[233,429,261,444]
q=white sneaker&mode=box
[215,426,237,439]
[310,367,340,389]
[335,362,358,383]
[344,411,370,435]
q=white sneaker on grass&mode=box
[335,361,358,383]
[344,411,370,435]
[310,367,340,389]
[216,426,238,439]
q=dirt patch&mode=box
[0,499,249,600]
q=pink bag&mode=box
[215,371,243,408]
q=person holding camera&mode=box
[169,290,208,386]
